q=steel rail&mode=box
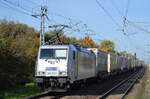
[24,89,68,99]
[24,90,51,99]
[120,68,144,99]
[99,68,144,99]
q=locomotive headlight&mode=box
[59,71,67,76]
[38,71,45,76]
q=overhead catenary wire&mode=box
[121,20,149,59]
[128,21,150,24]
[121,21,150,60]
[46,12,100,38]
[25,0,40,6]
[122,0,131,34]
[109,0,123,17]
[95,0,124,45]
[47,12,85,32]
[47,9,108,41]
[1,0,42,22]
[124,35,149,57]
[3,0,33,14]
[125,0,131,19]
[43,0,48,7]
[95,0,121,28]
[47,10,94,31]
[1,0,41,21]
[2,1,51,45]
[96,0,147,58]
[48,10,82,23]
[126,20,150,34]
[121,2,149,57]
[0,1,16,12]
[0,0,31,16]
[1,0,87,43]
[1,0,124,46]
[22,0,42,13]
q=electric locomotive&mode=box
[35,44,96,90]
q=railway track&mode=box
[23,90,50,99]
[24,90,67,99]
[98,68,145,99]
[24,68,144,99]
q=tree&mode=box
[45,30,64,44]
[60,35,79,44]
[99,40,115,53]
[119,51,134,59]
[79,36,96,47]
[45,30,80,45]
[0,20,39,89]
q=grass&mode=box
[0,83,41,99]
[142,66,150,99]
[125,66,150,99]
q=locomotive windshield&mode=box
[40,49,67,59]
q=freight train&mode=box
[35,44,144,91]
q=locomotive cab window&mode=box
[40,49,67,59]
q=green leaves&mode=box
[0,20,39,89]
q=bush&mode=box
[0,20,39,90]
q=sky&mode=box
[0,0,150,63]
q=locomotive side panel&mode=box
[97,51,108,72]
[76,51,96,80]
[88,48,108,78]
[117,56,126,70]
[96,50,108,78]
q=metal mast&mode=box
[40,6,47,45]
[32,6,47,45]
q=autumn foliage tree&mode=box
[79,36,96,47]
[99,40,115,53]
[119,51,135,58]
